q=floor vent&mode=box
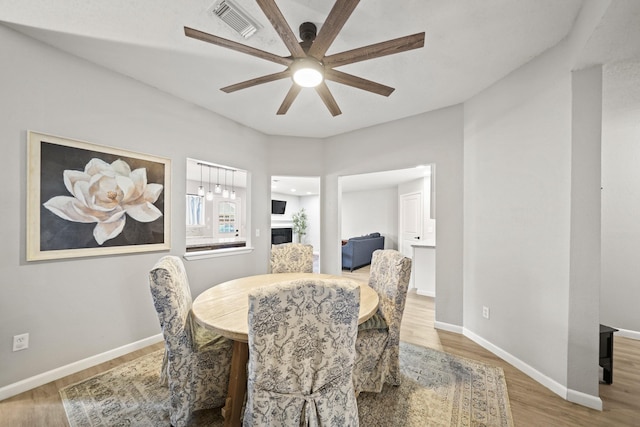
[210,0,261,39]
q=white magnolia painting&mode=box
[27,132,171,261]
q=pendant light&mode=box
[206,166,214,201]
[222,169,230,198]
[230,170,236,200]
[197,163,205,196]
[214,167,222,194]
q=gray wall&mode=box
[341,188,398,248]
[321,106,465,329]
[462,1,608,407]
[601,60,640,338]
[300,195,321,252]
[0,24,464,396]
[2,1,638,410]
[0,24,272,391]
[463,42,573,389]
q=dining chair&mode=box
[352,249,412,394]
[270,242,314,273]
[244,278,361,426]
[148,255,233,427]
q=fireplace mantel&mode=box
[271,217,293,228]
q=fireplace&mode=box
[271,227,293,245]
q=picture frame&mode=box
[27,131,171,261]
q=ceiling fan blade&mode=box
[184,27,292,67]
[276,84,302,115]
[323,32,425,68]
[324,69,394,97]
[315,82,342,116]
[221,70,291,93]
[256,0,306,58]
[307,0,360,60]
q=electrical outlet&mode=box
[255,228,260,237]
[13,333,29,352]
[482,306,490,319]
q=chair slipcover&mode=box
[149,255,233,427]
[270,243,314,273]
[353,250,412,394]
[244,278,360,426]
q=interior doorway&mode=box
[339,165,436,299]
[270,175,321,271]
[399,191,423,258]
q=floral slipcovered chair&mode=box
[148,256,233,427]
[352,249,412,394]
[270,243,314,273]
[243,278,360,426]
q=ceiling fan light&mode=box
[293,68,323,87]
[291,59,324,88]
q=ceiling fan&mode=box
[184,0,425,116]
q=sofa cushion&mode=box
[367,232,381,238]
[342,233,385,271]
[358,311,388,331]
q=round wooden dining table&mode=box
[191,272,379,427]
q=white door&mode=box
[400,192,422,258]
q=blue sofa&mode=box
[341,232,385,271]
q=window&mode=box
[186,194,205,226]
[185,158,251,258]
[218,201,236,234]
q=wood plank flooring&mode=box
[345,266,640,427]
[1,267,638,426]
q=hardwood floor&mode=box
[1,267,638,426]
[0,342,163,427]
[346,265,640,426]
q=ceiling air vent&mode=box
[210,0,261,39]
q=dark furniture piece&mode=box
[341,232,385,271]
[599,324,618,384]
[271,227,293,245]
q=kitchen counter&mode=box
[186,237,246,252]
[411,244,435,297]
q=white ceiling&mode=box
[187,157,248,190]
[3,1,639,194]
[272,166,431,196]
[2,0,615,139]
[272,175,319,196]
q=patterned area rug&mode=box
[60,342,513,426]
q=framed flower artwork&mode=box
[27,131,171,261]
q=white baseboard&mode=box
[463,328,568,398]
[434,321,464,334]
[567,388,603,411]
[416,289,435,297]
[463,328,602,411]
[614,327,640,341]
[0,334,163,402]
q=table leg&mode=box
[222,341,249,427]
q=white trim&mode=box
[463,328,569,398]
[434,321,463,334]
[0,334,163,401]
[614,327,640,341]
[433,323,604,411]
[416,289,435,297]
[567,388,603,411]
